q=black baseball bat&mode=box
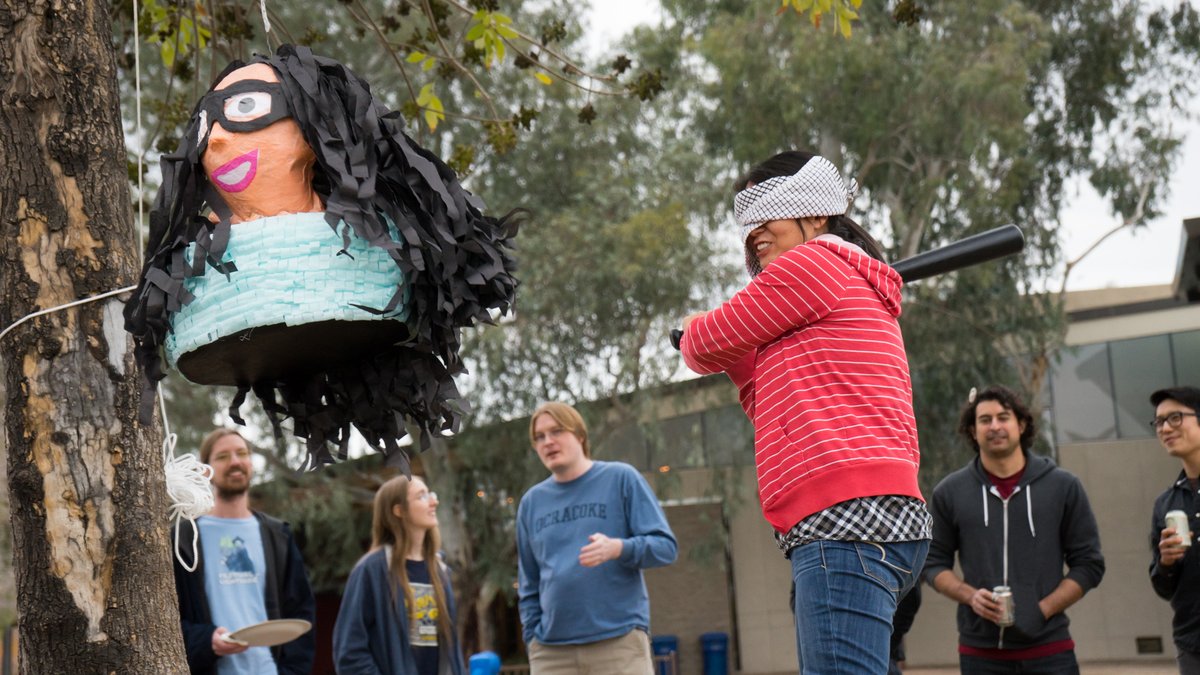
[670,224,1025,350]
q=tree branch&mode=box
[1057,180,1151,297]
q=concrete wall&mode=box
[1060,439,1179,662]
[646,501,737,675]
[726,490,798,673]
[1066,304,1200,345]
[643,467,798,674]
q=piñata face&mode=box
[198,63,321,222]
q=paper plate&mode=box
[227,619,312,647]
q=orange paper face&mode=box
[202,64,323,223]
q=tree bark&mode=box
[0,1,187,672]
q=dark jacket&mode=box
[922,452,1105,650]
[333,547,466,675]
[174,512,316,674]
[1149,472,1200,653]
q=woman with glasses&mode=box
[334,475,465,674]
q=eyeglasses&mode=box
[196,79,292,147]
[532,427,570,445]
[1150,411,1198,431]
[411,491,437,503]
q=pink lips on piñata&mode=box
[210,149,259,193]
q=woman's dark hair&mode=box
[957,385,1038,453]
[735,150,885,261]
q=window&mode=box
[597,422,649,470]
[1110,335,1174,438]
[1051,343,1117,443]
[651,412,707,469]
[703,405,754,467]
[1173,330,1200,388]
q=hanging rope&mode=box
[126,0,213,571]
[259,0,272,36]
[133,0,145,254]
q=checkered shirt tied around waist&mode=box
[776,495,932,555]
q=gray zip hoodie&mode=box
[922,452,1105,650]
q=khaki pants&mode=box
[528,629,654,675]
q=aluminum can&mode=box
[1167,510,1192,548]
[992,586,1015,627]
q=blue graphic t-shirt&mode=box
[198,515,278,675]
[405,559,440,675]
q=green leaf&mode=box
[424,97,445,131]
[533,72,552,85]
[416,83,435,106]
[406,51,427,63]
[422,57,436,72]
[160,40,175,69]
[416,84,444,131]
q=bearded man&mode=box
[923,385,1105,675]
[173,428,316,675]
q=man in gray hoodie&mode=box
[923,385,1105,674]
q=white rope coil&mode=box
[160,389,215,572]
[164,432,215,572]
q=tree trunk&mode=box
[0,1,187,672]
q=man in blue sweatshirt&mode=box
[517,401,678,675]
[923,385,1105,674]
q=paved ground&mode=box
[903,662,1176,674]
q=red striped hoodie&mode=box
[681,236,923,533]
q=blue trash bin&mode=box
[650,634,678,675]
[468,651,501,675]
[700,632,729,675]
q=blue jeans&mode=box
[790,539,929,675]
[959,650,1078,674]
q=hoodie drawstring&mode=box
[981,485,989,527]
[1026,485,1035,537]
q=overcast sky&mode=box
[584,0,1200,292]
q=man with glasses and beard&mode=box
[174,429,316,674]
[1149,386,1200,674]
[923,385,1104,674]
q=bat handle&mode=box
[670,329,683,351]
